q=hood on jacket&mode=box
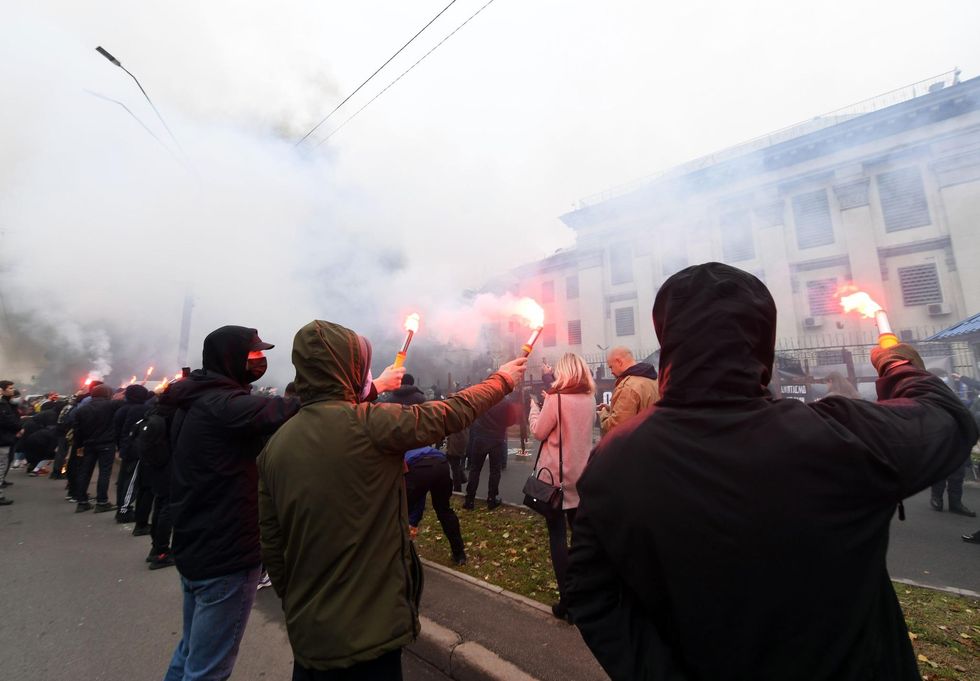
[617,361,658,384]
[202,325,273,386]
[292,320,373,405]
[124,384,150,404]
[653,262,775,405]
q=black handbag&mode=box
[522,393,563,520]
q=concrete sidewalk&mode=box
[410,559,608,681]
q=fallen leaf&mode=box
[938,625,948,631]
[502,532,510,539]
[908,632,918,640]
[917,655,929,663]
[959,633,971,639]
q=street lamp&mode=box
[95,46,184,155]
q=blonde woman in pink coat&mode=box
[528,352,597,622]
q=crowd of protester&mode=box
[2,264,980,681]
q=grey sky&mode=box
[1,1,978,386]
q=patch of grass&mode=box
[414,499,980,680]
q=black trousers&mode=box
[50,436,69,478]
[405,459,465,558]
[447,456,466,491]
[151,494,173,554]
[292,649,402,680]
[74,444,115,503]
[65,443,79,489]
[546,507,577,604]
[116,457,139,511]
[134,463,155,528]
[465,440,506,502]
[932,459,969,505]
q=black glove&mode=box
[871,343,925,375]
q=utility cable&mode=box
[313,0,499,148]
[295,0,460,147]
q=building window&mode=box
[541,281,555,303]
[806,278,838,317]
[898,264,942,306]
[542,323,557,347]
[878,167,930,232]
[566,275,579,300]
[610,247,633,285]
[614,308,635,336]
[567,320,582,345]
[720,211,755,262]
[793,189,834,249]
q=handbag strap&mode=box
[556,392,563,487]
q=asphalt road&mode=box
[0,472,450,681]
[468,444,980,595]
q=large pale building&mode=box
[496,71,980,375]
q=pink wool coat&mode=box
[528,391,597,509]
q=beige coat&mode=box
[599,375,659,435]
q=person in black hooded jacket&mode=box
[158,325,299,681]
[566,262,978,681]
[113,383,151,522]
[387,373,426,405]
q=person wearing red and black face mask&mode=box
[157,325,299,681]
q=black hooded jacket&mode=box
[0,397,23,447]
[74,394,125,448]
[389,385,427,406]
[566,263,978,681]
[113,384,151,460]
[160,325,299,581]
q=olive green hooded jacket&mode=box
[257,320,514,670]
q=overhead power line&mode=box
[295,0,460,147]
[313,0,500,148]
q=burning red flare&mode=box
[838,286,897,348]
[394,313,421,368]
[516,298,546,357]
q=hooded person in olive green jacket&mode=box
[257,320,527,679]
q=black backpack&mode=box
[132,408,171,467]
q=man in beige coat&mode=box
[598,347,659,435]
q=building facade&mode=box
[500,72,980,376]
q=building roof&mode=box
[561,70,979,230]
[926,312,980,342]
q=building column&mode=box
[754,199,795,340]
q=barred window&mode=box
[541,281,555,303]
[614,308,635,336]
[793,190,834,249]
[610,248,633,285]
[878,167,930,232]
[721,211,755,262]
[898,264,942,306]
[542,323,557,347]
[806,278,838,317]
[567,320,582,345]
[566,275,579,300]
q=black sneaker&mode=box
[452,552,467,566]
[930,497,943,512]
[148,552,176,570]
[132,524,151,537]
[75,502,93,513]
[949,504,976,518]
[487,497,502,510]
[462,498,475,511]
[551,601,573,624]
[1,481,13,488]
[93,502,115,514]
[0,498,12,506]
[115,510,135,524]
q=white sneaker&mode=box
[257,573,272,590]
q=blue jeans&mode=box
[163,565,261,681]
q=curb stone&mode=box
[420,558,552,617]
[413,616,541,681]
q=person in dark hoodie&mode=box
[158,325,300,681]
[565,263,978,681]
[112,384,151,523]
[597,346,659,436]
[388,373,426,406]
[73,384,125,513]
